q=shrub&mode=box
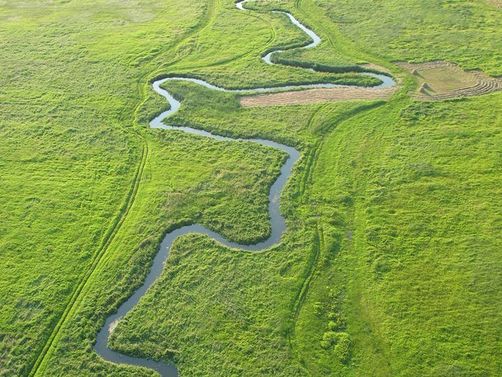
[320,331,338,349]
[334,332,352,364]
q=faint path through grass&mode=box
[27,2,222,376]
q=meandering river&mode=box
[94,1,395,376]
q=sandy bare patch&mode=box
[360,63,392,74]
[240,86,396,107]
[398,61,502,101]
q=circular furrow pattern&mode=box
[411,61,502,101]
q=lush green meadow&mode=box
[314,0,502,75]
[298,93,502,377]
[1,0,501,376]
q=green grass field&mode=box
[1,0,501,376]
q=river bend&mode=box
[94,1,395,376]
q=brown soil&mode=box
[240,86,396,107]
[360,63,392,74]
[398,61,502,101]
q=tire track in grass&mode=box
[29,133,149,377]
[286,224,323,376]
[297,104,329,199]
[32,0,396,375]
[27,1,222,375]
[287,100,388,373]
[92,0,395,375]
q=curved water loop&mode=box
[95,1,396,376]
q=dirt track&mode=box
[240,86,396,107]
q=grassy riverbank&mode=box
[1,0,501,376]
[0,0,368,374]
[112,87,502,377]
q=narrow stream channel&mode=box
[94,1,396,376]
